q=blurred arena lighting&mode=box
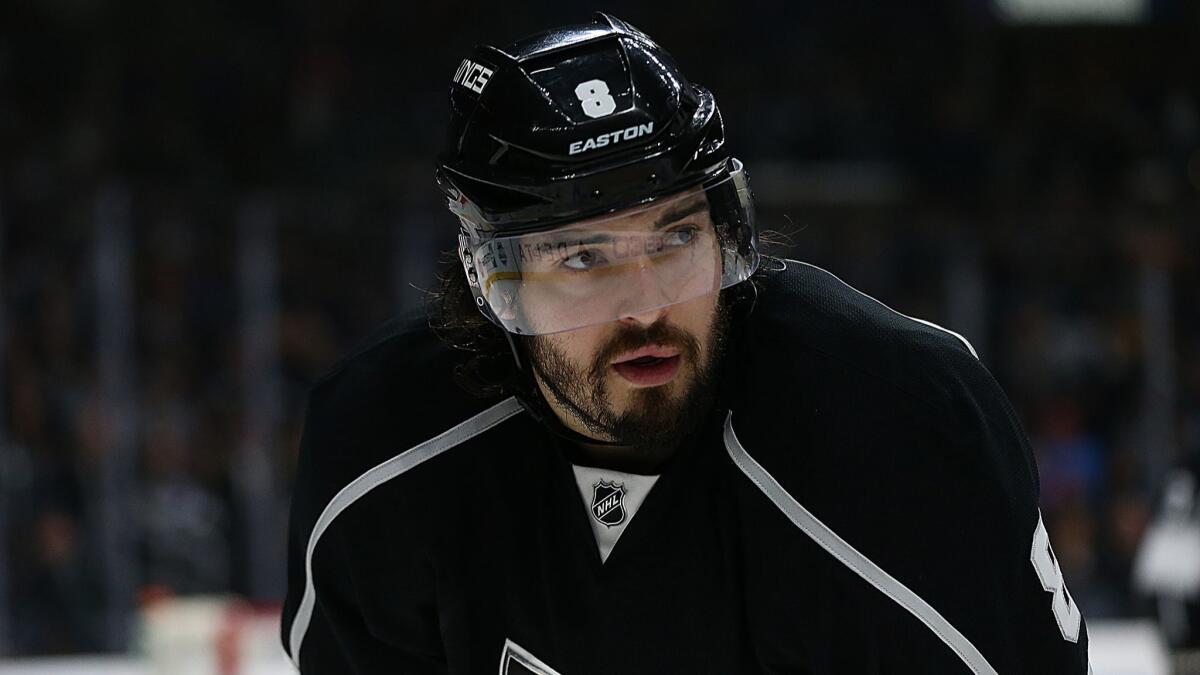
[1088,621,1172,675]
[993,0,1148,23]
[0,595,293,674]
[1133,471,1200,646]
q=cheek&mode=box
[677,295,720,352]
[546,329,604,370]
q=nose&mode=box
[616,259,673,326]
[619,304,668,328]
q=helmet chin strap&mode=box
[501,327,523,371]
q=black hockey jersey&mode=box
[281,260,1092,674]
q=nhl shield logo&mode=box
[590,480,626,527]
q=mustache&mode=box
[589,320,701,381]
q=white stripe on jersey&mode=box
[288,396,526,668]
[723,412,1000,675]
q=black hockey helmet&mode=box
[436,13,759,335]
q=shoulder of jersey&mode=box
[298,307,512,491]
[726,259,1035,498]
[725,262,1058,670]
[734,258,988,427]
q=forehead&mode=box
[553,186,710,233]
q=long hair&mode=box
[426,250,526,399]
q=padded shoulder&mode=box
[726,258,1040,547]
[738,259,980,421]
[292,308,510,528]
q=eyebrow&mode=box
[653,198,708,229]
[530,198,710,248]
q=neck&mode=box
[530,373,695,474]
[556,430,672,475]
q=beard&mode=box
[524,296,732,464]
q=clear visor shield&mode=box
[464,171,758,335]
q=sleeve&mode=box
[932,354,1093,674]
[280,381,448,674]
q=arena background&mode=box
[1,1,1198,672]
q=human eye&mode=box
[662,225,699,248]
[561,248,609,271]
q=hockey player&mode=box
[282,13,1092,674]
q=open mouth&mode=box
[611,346,682,387]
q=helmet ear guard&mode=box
[715,159,760,279]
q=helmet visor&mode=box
[465,171,757,335]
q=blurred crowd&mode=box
[1,0,1197,657]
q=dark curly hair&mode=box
[426,251,530,399]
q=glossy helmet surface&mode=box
[436,12,758,328]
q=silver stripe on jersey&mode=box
[288,396,526,668]
[723,413,1001,675]
[787,259,980,359]
[499,638,565,675]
